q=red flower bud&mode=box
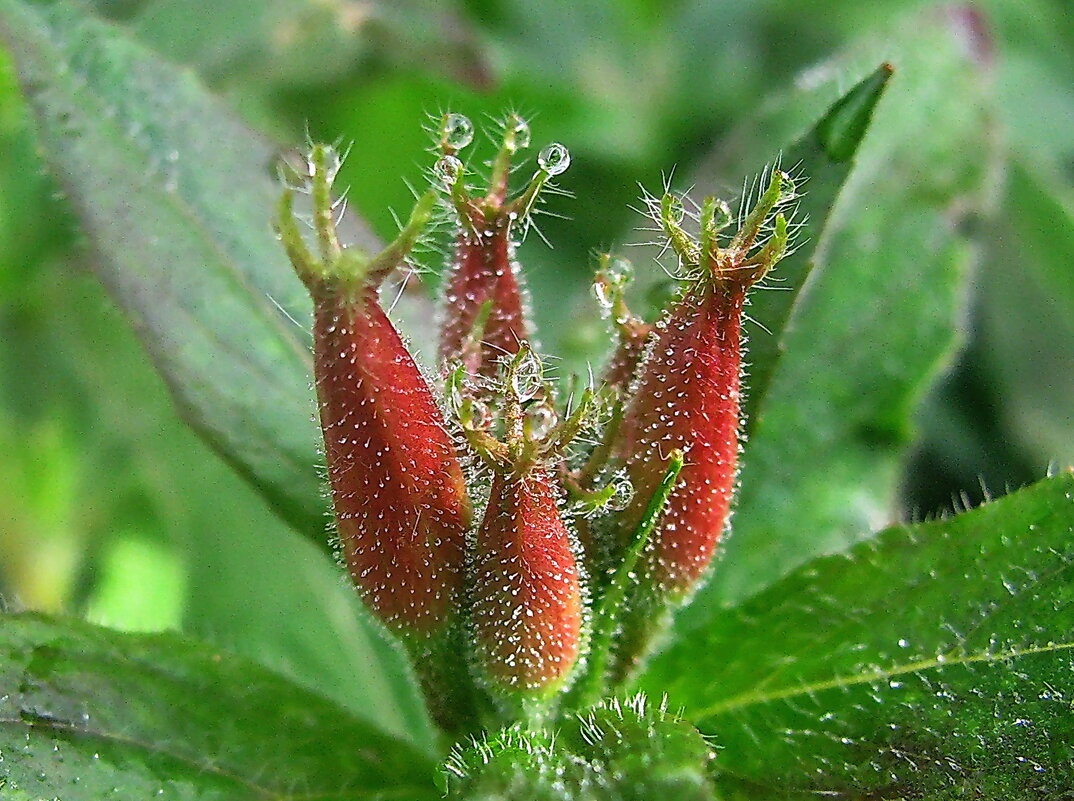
[471,467,583,694]
[457,348,586,698]
[615,281,746,593]
[440,221,530,377]
[435,114,570,378]
[276,145,471,636]
[610,172,795,674]
[313,287,471,632]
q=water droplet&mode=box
[527,401,558,440]
[511,350,543,401]
[776,170,796,204]
[277,155,312,193]
[441,113,474,150]
[537,142,570,176]
[318,145,343,185]
[606,476,634,511]
[603,256,633,286]
[470,400,491,429]
[507,116,531,151]
[712,199,733,229]
[592,280,613,311]
[434,155,464,188]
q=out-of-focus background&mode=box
[0,0,1070,652]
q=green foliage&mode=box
[0,0,340,538]
[645,471,1074,799]
[1,0,1073,798]
[0,613,438,800]
[444,696,717,800]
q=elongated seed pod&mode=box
[440,220,530,376]
[471,467,583,696]
[278,148,480,734]
[608,172,794,679]
[276,146,472,636]
[313,285,472,632]
[614,280,744,595]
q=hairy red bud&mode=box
[314,287,472,633]
[440,220,530,376]
[276,147,472,636]
[614,281,745,594]
[436,114,569,378]
[609,172,793,676]
[471,467,584,695]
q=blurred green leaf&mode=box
[0,0,377,541]
[676,11,996,612]
[643,472,1074,799]
[744,63,892,434]
[123,0,490,91]
[0,613,438,800]
[979,160,1074,468]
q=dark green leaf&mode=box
[0,0,410,542]
[684,12,995,611]
[0,613,438,800]
[643,472,1074,799]
[0,0,320,535]
[980,160,1074,468]
[742,63,891,434]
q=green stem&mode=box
[569,450,684,708]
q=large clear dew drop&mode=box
[537,142,571,176]
[441,113,474,150]
[434,155,464,188]
[511,350,544,401]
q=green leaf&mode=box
[0,613,438,800]
[979,159,1074,468]
[122,0,490,92]
[741,63,891,435]
[683,11,995,611]
[0,0,383,541]
[642,472,1074,799]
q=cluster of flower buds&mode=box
[275,115,794,733]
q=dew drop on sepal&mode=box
[511,350,544,401]
[537,142,571,176]
[441,113,475,151]
[592,281,614,312]
[507,116,531,151]
[526,401,558,440]
[665,193,685,224]
[434,155,464,188]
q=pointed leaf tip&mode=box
[815,63,894,163]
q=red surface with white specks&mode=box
[313,287,472,634]
[471,468,582,693]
